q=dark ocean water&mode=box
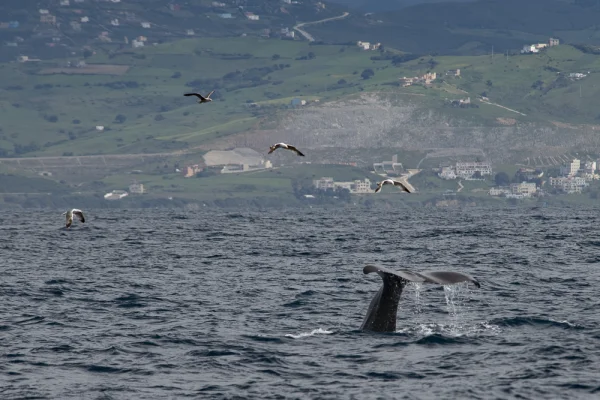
[1,206,600,399]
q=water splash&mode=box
[285,328,333,339]
[443,282,470,317]
[407,282,423,314]
[442,282,474,335]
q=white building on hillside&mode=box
[313,177,335,190]
[455,161,492,179]
[352,178,372,193]
[511,182,537,197]
[129,182,145,194]
[373,154,403,174]
[549,176,587,193]
[560,158,580,177]
[312,177,373,193]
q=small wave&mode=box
[226,213,246,219]
[87,365,125,373]
[285,328,333,339]
[241,334,283,343]
[490,316,583,330]
[415,333,471,345]
[188,349,239,357]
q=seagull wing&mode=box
[268,144,280,154]
[374,183,383,193]
[65,213,72,228]
[206,90,215,98]
[393,180,412,193]
[287,145,305,156]
[73,210,85,223]
[184,93,202,99]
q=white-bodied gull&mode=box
[63,209,85,228]
[268,142,305,156]
[374,179,414,194]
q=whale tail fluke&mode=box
[361,265,481,333]
[363,265,480,288]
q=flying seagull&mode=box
[268,142,305,156]
[184,90,215,104]
[63,209,85,228]
[375,178,414,194]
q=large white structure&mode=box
[313,177,335,190]
[312,177,373,194]
[129,182,145,194]
[373,154,403,174]
[560,158,580,177]
[511,182,537,197]
[549,176,587,193]
[455,162,492,179]
[220,160,272,174]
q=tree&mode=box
[495,172,510,186]
[337,79,347,85]
[361,69,374,80]
[271,54,280,60]
[307,52,316,60]
[486,80,493,87]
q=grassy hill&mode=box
[2,36,600,159]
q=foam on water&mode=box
[285,328,334,339]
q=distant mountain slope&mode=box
[324,0,476,12]
[309,0,600,55]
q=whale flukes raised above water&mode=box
[63,208,85,228]
[361,265,480,333]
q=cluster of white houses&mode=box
[435,158,597,198]
[490,158,597,198]
[521,37,560,54]
[548,159,596,194]
[489,182,538,199]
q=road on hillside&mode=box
[0,147,203,164]
[293,12,350,42]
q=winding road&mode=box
[293,12,350,42]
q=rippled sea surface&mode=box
[2,206,600,399]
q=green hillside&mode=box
[2,36,600,159]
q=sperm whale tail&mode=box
[361,265,480,333]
